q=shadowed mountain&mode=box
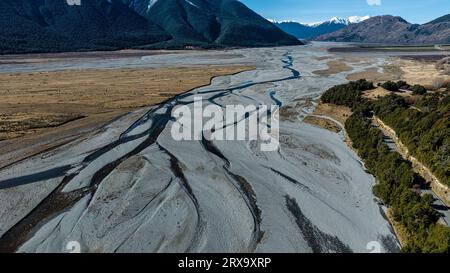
[315,15,450,45]
[0,0,170,54]
[0,0,301,54]
[425,14,450,25]
[122,0,302,48]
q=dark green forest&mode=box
[373,94,450,187]
[0,0,301,54]
[321,79,374,108]
[321,81,450,253]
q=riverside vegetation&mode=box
[321,79,450,253]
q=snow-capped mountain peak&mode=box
[269,15,372,40]
[269,16,371,27]
[347,15,371,24]
[328,17,349,25]
[306,16,370,26]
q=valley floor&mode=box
[0,42,433,253]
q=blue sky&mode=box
[240,0,450,24]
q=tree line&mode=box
[372,93,450,187]
[320,80,450,253]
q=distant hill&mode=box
[0,0,301,54]
[315,15,450,45]
[425,14,450,25]
[271,16,370,40]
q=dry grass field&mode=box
[0,66,254,141]
[361,86,414,101]
[0,49,179,65]
[303,116,341,133]
[303,103,352,133]
[346,65,403,82]
[0,65,254,168]
[347,57,450,89]
[312,60,353,76]
[312,103,352,125]
[398,59,450,89]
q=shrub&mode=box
[382,81,400,92]
[412,85,427,95]
[396,81,411,90]
[321,79,374,108]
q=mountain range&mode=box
[270,16,370,40]
[0,0,301,54]
[2,1,448,54]
[315,15,450,45]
